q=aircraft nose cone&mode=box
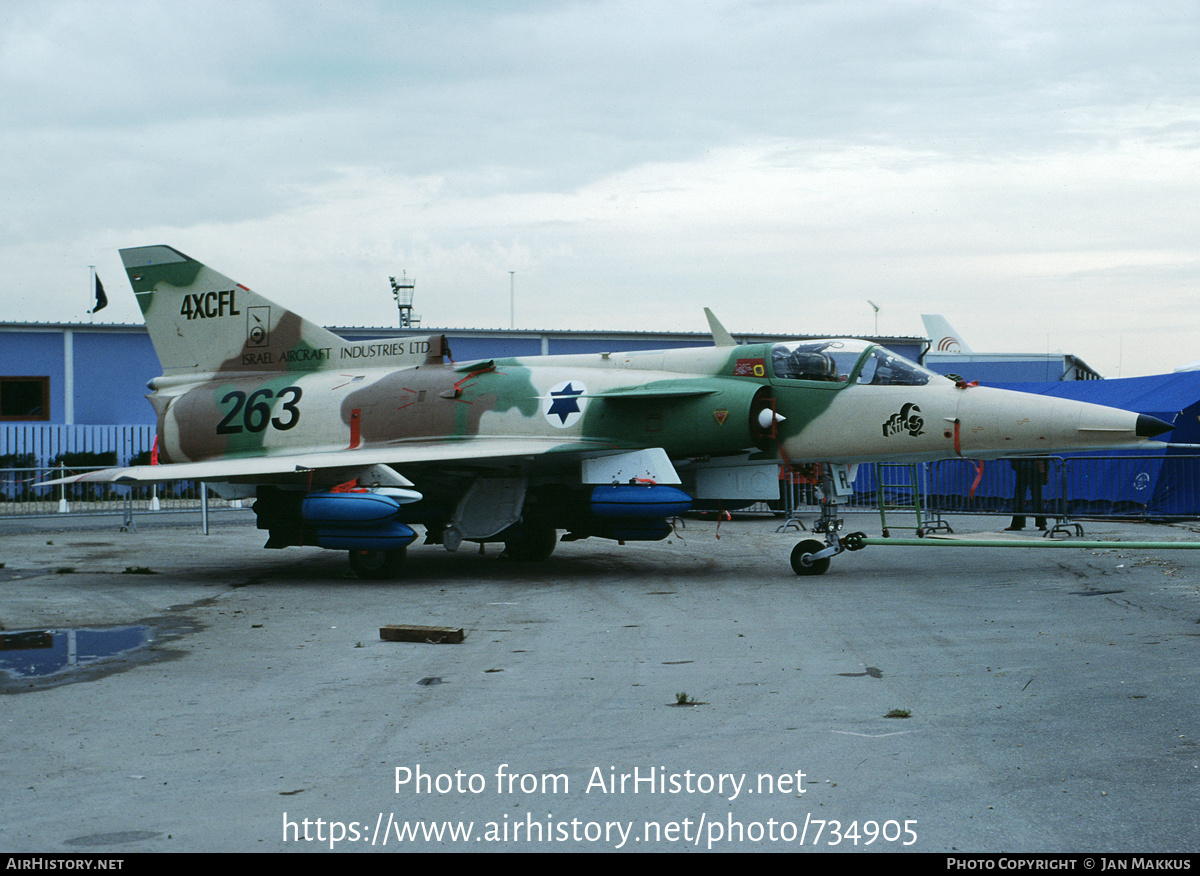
[1136,414,1175,439]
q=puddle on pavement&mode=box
[0,625,152,680]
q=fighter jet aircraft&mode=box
[42,245,1174,577]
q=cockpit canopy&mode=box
[769,340,942,387]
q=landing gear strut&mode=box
[789,466,867,576]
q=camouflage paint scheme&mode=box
[46,245,1174,576]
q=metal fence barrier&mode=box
[1,424,155,466]
[921,454,1200,521]
[5,453,1198,525]
[775,453,1200,530]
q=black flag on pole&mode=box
[90,274,107,314]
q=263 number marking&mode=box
[217,386,303,434]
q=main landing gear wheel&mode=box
[501,521,558,562]
[348,547,407,580]
[790,539,831,576]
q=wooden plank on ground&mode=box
[380,624,464,644]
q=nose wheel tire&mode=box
[790,538,831,576]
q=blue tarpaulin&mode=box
[978,374,1200,517]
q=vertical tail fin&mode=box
[921,314,974,354]
[121,245,347,377]
[704,308,736,347]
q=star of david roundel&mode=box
[543,380,588,428]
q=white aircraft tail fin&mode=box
[921,314,973,354]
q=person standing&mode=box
[1006,457,1048,531]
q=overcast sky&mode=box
[3,0,1198,377]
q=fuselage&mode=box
[149,338,1170,469]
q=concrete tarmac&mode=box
[1,510,1197,853]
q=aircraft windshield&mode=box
[770,340,940,386]
[856,347,940,386]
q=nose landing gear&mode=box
[788,465,867,576]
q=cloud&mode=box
[2,1,1200,376]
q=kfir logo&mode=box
[882,403,925,438]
